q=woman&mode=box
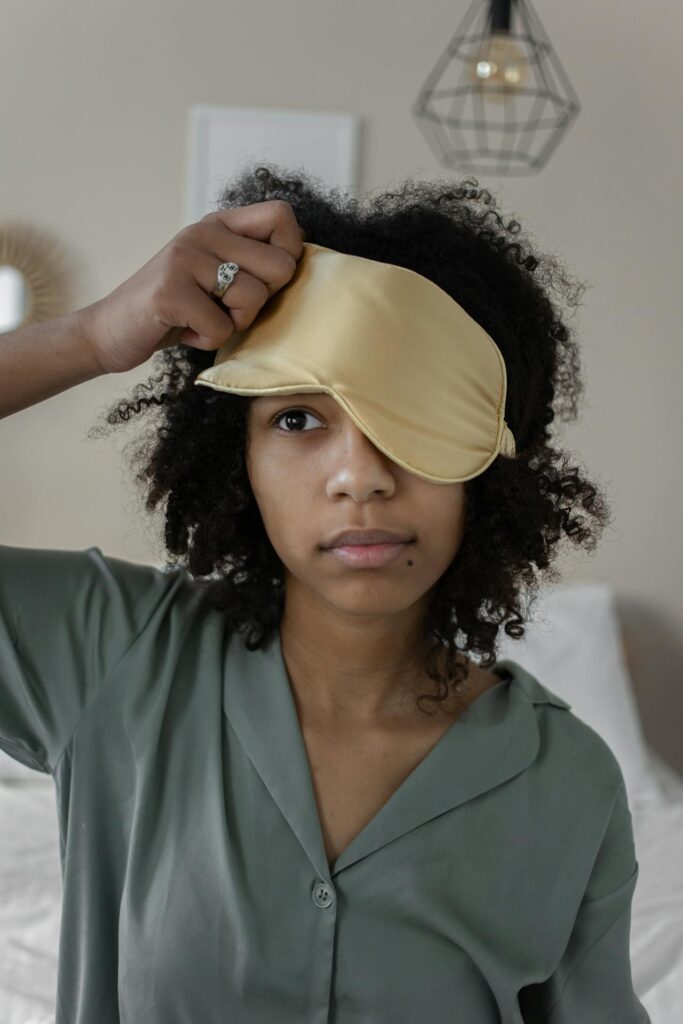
[0,166,650,1022]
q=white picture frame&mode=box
[184,105,362,226]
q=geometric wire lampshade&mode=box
[412,0,581,176]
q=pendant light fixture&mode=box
[412,0,581,176]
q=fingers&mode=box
[182,246,271,331]
[191,223,298,299]
[154,283,237,353]
[166,199,307,352]
[203,199,306,263]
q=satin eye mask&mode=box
[194,241,516,483]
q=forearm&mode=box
[0,308,106,419]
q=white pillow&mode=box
[0,751,49,783]
[493,581,660,802]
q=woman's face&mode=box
[245,392,467,619]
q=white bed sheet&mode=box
[0,749,681,1024]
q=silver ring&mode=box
[212,260,240,299]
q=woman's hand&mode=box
[77,200,307,374]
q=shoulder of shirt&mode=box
[497,657,627,792]
[495,657,572,711]
[83,545,209,614]
[84,545,194,584]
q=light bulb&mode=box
[469,31,529,102]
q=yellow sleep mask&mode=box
[194,242,516,483]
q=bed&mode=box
[0,579,680,1023]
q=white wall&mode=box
[1,0,681,769]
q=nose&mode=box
[325,421,398,500]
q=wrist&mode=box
[70,304,109,377]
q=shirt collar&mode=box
[223,627,571,879]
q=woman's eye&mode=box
[272,408,324,433]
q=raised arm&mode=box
[0,198,307,419]
[0,310,105,418]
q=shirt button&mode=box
[312,881,335,908]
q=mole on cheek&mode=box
[406,558,414,566]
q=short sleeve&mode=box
[519,781,651,1023]
[0,544,182,775]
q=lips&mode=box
[326,541,414,569]
[326,528,414,548]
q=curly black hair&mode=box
[88,162,613,718]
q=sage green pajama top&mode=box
[0,544,650,1023]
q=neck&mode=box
[278,584,466,728]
